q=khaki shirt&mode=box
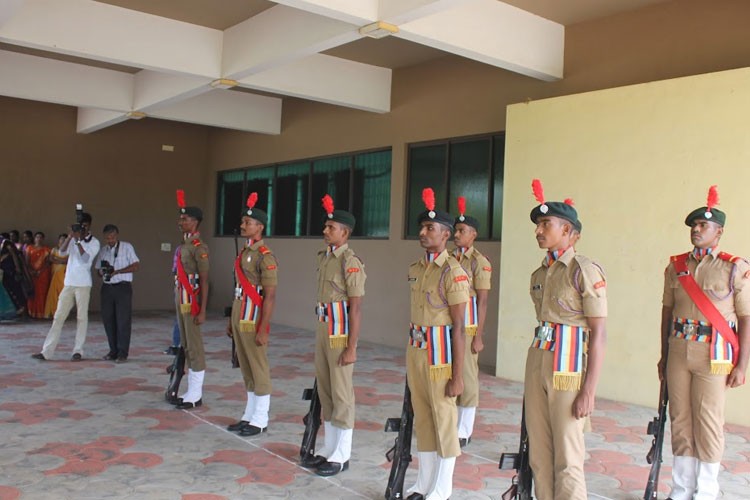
[454,246,492,296]
[239,239,278,288]
[179,234,209,274]
[530,247,607,327]
[409,250,470,327]
[662,248,750,322]
[316,243,366,302]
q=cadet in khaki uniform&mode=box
[452,196,492,448]
[173,190,209,410]
[300,194,366,477]
[406,188,469,500]
[526,179,607,500]
[659,186,750,500]
[226,193,278,437]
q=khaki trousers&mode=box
[314,324,354,429]
[176,295,205,372]
[667,336,726,463]
[231,299,271,396]
[456,334,479,407]
[406,345,460,458]
[524,347,587,500]
[41,285,91,358]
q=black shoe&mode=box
[227,420,249,432]
[163,346,178,355]
[71,353,82,362]
[167,396,182,406]
[459,436,471,448]
[300,454,327,468]
[115,357,127,364]
[31,353,46,360]
[239,424,267,436]
[316,460,349,477]
[176,399,202,410]
[103,353,117,361]
[406,494,425,500]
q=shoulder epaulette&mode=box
[191,238,201,247]
[717,251,747,264]
[670,252,690,263]
[259,246,271,255]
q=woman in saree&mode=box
[1,236,31,316]
[25,232,51,319]
[43,233,69,319]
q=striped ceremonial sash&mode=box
[317,300,349,348]
[410,323,453,381]
[464,296,478,336]
[238,284,263,333]
[673,317,735,374]
[532,321,587,391]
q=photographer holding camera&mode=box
[32,207,100,361]
[95,224,140,363]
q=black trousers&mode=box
[101,282,133,358]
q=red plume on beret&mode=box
[563,198,575,206]
[706,185,719,212]
[322,194,334,216]
[531,179,545,204]
[457,196,466,216]
[247,192,258,209]
[422,188,435,211]
[176,189,186,208]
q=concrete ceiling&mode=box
[0,0,668,134]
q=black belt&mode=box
[673,322,712,336]
[104,281,132,286]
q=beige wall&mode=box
[0,96,211,311]
[499,66,750,425]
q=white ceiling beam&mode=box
[240,53,391,113]
[133,70,213,112]
[378,0,470,25]
[149,91,282,135]
[271,0,377,25]
[76,107,129,134]
[396,0,564,81]
[0,0,222,78]
[0,49,133,110]
[222,5,360,80]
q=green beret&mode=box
[454,214,480,231]
[573,219,582,233]
[242,207,268,227]
[180,206,203,222]
[418,209,454,230]
[685,207,726,227]
[530,201,579,228]
[325,210,356,230]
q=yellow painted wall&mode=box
[498,67,750,425]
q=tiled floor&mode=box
[0,312,748,499]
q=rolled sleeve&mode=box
[195,244,210,273]
[473,255,492,290]
[580,261,607,317]
[662,263,676,309]
[445,266,470,306]
[344,255,366,298]
[260,253,279,287]
[733,260,750,317]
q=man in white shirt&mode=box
[32,212,100,361]
[95,224,140,363]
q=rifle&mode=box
[229,229,240,369]
[644,378,669,500]
[165,346,186,404]
[299,379,322,462]
[384,380,413,500]
[499,401,533,500]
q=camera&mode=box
[100,260,115,282]
[71,203,84,233]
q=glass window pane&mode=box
[312,157,351,235]
[406,145,447,237]
[492,135,505,240]
[246,166,275,236]
[448,139,491,239]
[353,150,391,237]
[216,170,245,236]
[275,162,310,236]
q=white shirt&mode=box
[95,240,139,284]
[61,235,101,287]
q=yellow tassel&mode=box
[329,335,348,349]
[465,325,477,337]
[179,303,191,314]
[553,373,582,392]
[239,320,256,333]
[429,364,452,381]
[710,362,733,375]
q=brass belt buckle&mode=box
[411,328,425,342]
[535,325,555,342]
[682,324,696,336]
